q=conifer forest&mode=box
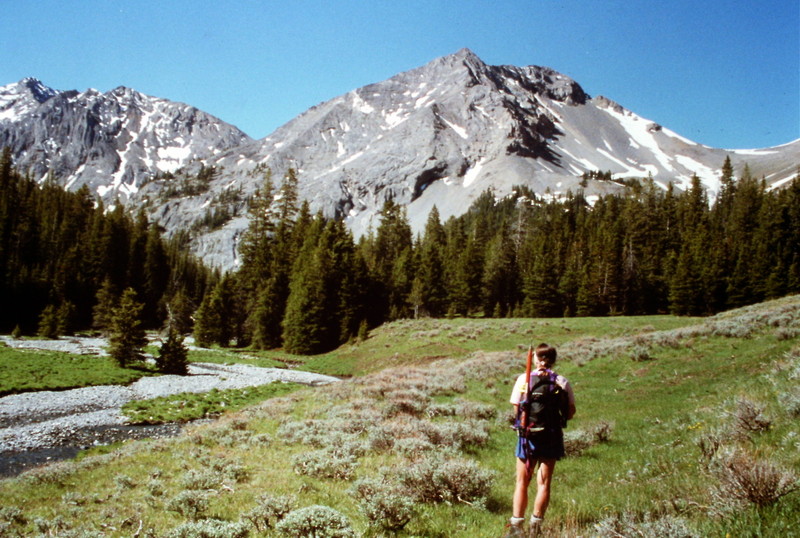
[2,146,799,355]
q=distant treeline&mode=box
[194,159,800,354]
[0,148,216,335]
[2,145,799,355]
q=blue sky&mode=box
[2,0,797,149]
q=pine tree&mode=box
[167,289,195,335]
[108,288,148,367]
[248,169,302,348]
[282,218,328,354]
[370,200,414,321]
[37,304,59,339]
[482,225,518,317]
[127,210,149,293]
[417,206,447,316]
[249,276,286,349]
[238,170,276,289]
[193,290,223,348]
[156,327,189,375]
[193,276,238,347]
[93,278,118,333]
[143,223,169,327]
[56,301,76,336]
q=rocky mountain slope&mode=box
[0,77,252,199]
[2,49,798,270]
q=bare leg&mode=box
[532,459,556,518]
[512,457,535,518]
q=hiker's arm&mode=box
[567,402,576,421]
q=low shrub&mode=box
[168,519,249,538]
[0,506,26,526]
[710,320,753,339]
[181,469,225,490]
[775,327,800,341]
[22,462,76,486]
[147,478,166,497]
[167,490,209,520]
[563,429,594,457]
[421,420,490,449]
[385,395,430,418]
[248,432,272,446]
[779,388,800,418]
[275,505,355,537]
[352,477,417,531]
[368,427,395,451]
[292,448,357,480]
[114,473,136,491]
[590,420,614,443]
[427,399,497,420]
[731,398,771,435]
[713,448,799,507]
[630,345,653,362]
[209,458,250,483]
[564,421,614,457]
[243,493,296,532]
[278,419,331,447]
[398,454,495,506]
[696,428,727,465]
[61,491,87,506]
[33,516,69,535]
[394,437,435,457]
[594,512,699,537]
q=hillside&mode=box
[0,296,798,536]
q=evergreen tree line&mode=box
[3,143,797,356]
[193,159,800,355]
[0,148,216,335]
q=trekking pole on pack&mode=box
[517,343,534,434]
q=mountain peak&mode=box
[450,47,483,63]
[19,78,57,103]
[0,78,58,121]
[421,48,488,75]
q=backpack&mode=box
[519,371,569,434]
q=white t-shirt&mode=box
[509,370,575,407]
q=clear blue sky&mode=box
[2,0,798,149]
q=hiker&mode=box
[508,343,575,536]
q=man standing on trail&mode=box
[507,343,576,537]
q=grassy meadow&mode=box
[0,296,798,536]
[0,347,154,397]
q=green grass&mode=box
[296,314,702,376]
[0,343,291,398]
[186,347,287,369]
[0,345,153,396]
[121,382,305,424]
[0,297,798,536]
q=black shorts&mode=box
[516,428,565,461]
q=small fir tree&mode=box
[37,304,59,339]
[56,301,76,336]
[156,327,189,375]
[108,288,148,367]
[93,278,118,333]
[167,290,195,335]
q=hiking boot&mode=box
[503,521,525,538]
[503,518,525,538]
[528,516,542,537]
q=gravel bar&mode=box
[0,336,340,456]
